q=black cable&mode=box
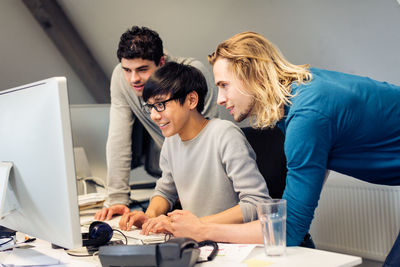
[112,229,128,245]
[66,251,94,257]
[0,237,14,247]
[67,229,127,257]
[196,240,219,263]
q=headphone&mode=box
[82,221,113,247]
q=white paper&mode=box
[78,192,106,206]
[199,243,257,263]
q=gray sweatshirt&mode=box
[153,118,271,222]
[105,53,218,207]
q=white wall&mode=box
[58,0,400,86]
[70,104,110,180]
[0,0,95,104]
[1,0,399,105]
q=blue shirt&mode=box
[278,68,400,246]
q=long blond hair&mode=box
[208,32,312,128]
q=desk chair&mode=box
[128,119,161,211]
[241,126,315,249]
[130,119,162,189]
[241,126,287,199]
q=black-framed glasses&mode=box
[142,96,180,114]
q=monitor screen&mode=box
[0,77,82,249]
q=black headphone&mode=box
[82,221,113,247]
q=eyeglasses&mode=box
[142,96,179,114]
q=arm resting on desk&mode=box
[204,220,263,244]
[168,210,263,243]
[142,202,244,235]
[145,196,170,218]
[119,196,170,230]
[200,204,243,224]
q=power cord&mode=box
[66,228,128,257]
[0,237,14,247]
[196,240,219,263]
[112,229,128,245]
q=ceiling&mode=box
[1,0,399,105]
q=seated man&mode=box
[119,62,271,234]
[94,26,218,221]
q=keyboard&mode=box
[81,216,167,244]
[107,217,167,244]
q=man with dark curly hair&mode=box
[94,26,218,221]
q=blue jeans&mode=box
[383,231,400,267]
[300,233,315,249]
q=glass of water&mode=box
[257,199,287,256]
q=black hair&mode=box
[143,62,207,113]
[117,26,163,65]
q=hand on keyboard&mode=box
[141,215,172,236]
[119,210,147,230]
[80,214,167,244]
[107,216,167,244]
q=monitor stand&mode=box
[0,162,19,219]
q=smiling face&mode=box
[213,58,255,122]
[121,57,164,97]
[147,94,192,138]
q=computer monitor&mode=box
[0,77,82,249]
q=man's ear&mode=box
[158,56,165,67]
[186,91,199,110]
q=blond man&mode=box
[166,32,400,266]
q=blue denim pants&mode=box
[383,231,400,267]
[300,233,315,249]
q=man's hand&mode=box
[94,204,130,221]
[166,210,206,242]
[141,215,171,235]
[119,210,149,231]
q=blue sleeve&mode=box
[282,109,335,246]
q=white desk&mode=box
[198,246,362,267]
[0,237,361,267]
[0,210,362,267]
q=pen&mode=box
[24,237,36,243]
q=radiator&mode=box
[309,171,400,262]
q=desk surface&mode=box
[198,246,362,267]
[0,236,362,267]
[0,210,362,267]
